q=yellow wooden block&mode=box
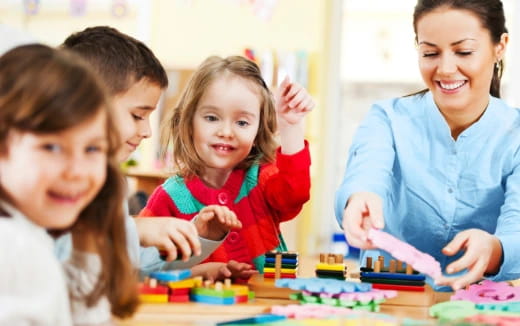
[229,284,249,296]
[167,279,196,289]
[315,263,345,271]
[139,294,168,303]
[263,267,297,274]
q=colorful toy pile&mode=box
[264,251,299,279]
[275,277,396,312]
[139,269,254,305]
[429,280,520,325]
[315,253,347,280]
[360,256,427,292]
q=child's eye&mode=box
[204,115,218,122]
[86,145,103,153]
[422,52,437,57]
[132,114,145,121]
[42,143,61,152]
[237,120,250,127]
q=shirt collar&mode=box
[0,200,55,247]
[185,169,245,205]
[424,92,495,141]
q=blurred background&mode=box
[2,0,519,257]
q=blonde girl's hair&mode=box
[0,44,139,318]
[162,55,278,178]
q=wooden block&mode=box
[247,274,298,300]
[389,260,396,273]
[335,254,344,264]
[374,260,381,273]
[366,257,373,269]
[380,284,436,307]
[274,253,282,279]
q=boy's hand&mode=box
[194,205,242,241]
[275,76,315,125]
[435,229,503,290]
[134,217,201,262]
[342,192,384,249]
[192,261,258,282]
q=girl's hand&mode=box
[194,205,242,241]
[275,76,315,126]
[435,229,503,290]
[192,261,257,282]
[342,192,385,249]
[134,217,201,262]
[275,76,315,155]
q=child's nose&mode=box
[64,154,89,178]
[139,122,151,139]
[217,122,234,138]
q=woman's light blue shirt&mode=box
[335,92,520,286]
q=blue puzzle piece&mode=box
[275,277,371,294]
[149,269,191,282]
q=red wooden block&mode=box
[169,294,190,302]
[169,287,191,295]
[139,283,168,295]
[264,272,296,279]
[372,283,425,292]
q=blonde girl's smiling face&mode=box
[193,74,261,185]
[0,110,108,229]
[416,7,507,115]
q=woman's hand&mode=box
[435,229,503,290]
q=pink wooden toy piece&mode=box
[367,228,442,279]
[451,280,520,303]
[271,304,354,319]
[466,314,520,326]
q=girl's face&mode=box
[416,7,507,115]
[0,110,108,229]
[112,78,162,163]
[193,75,261,180]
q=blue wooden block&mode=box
[190,294,235,305]
[361,272,425,281]
[265,257,298,265]
[149,269,191,282]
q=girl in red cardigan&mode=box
[140,56,314,281]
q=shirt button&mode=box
[452,150,457,155]
[448,188,453,194]
[217,192,228,205]
[228,231,239,243]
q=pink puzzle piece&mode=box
[271,303,354,319]
[367,228,442,279]
[466,314,520,326]
[451,280,520,303]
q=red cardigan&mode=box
[139,142,311,271]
